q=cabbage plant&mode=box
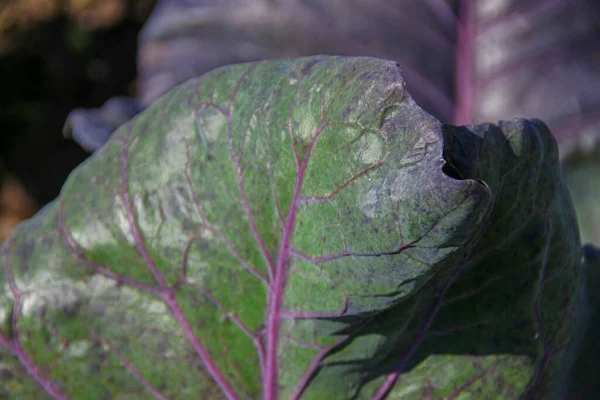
[1,56,598,399]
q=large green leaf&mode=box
[0,56,585,399]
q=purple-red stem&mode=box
[264,119,326,400]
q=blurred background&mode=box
[0,0,155,241]
[1,0,599,245]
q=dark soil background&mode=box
[0,0,156,242]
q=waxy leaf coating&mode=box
[0,56,586,399]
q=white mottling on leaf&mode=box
[21,279,86,317]
[147,300,168,315]
[398,129,438,167]
[65,340,93,358]
[255,135,267,159]
[297,114,318,142]
[197,110,227,143]
[200,228,214,241]
[356,135,383,164]
[186,260,210,285]
[0,304,9,331]
[88,274,116,293]
[68,198,134,256]
[390,168,418,202]
[249,114,258,132]
[117,286,174,327]
[399,138,427,167]
[359,186,383,218]
[115,203,135,245]
[85,275,174,327]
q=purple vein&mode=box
[202,291,258,340]
[264,108,331,400]
[194,88,229,117]
[58,202,165,300]
[227,64,276,279]
[101,339,170,400]
[290,248,350,264]
[197,225,268,284]
[210,226,269,283]
[264,148,305,400]
[371,255,470,400]
[121,144,170,289]
[298,159,385,204]
[120,140,240,400]
[446,357,504,399]
[183,149,268,284]
[289,341,345,400]
[195,286,266,368]
[192,80,229,116]
[195,101,230,117]
[3,241,71,400]
[261,62,363,384]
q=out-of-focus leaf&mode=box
[70,0,600,158]
[63,97,143,153]
[136,0,457,119]
[135,0,600,149]
[0,56,585,399]
[0,178,38,244]
[464,0,600,161]
[562,146,600,245]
